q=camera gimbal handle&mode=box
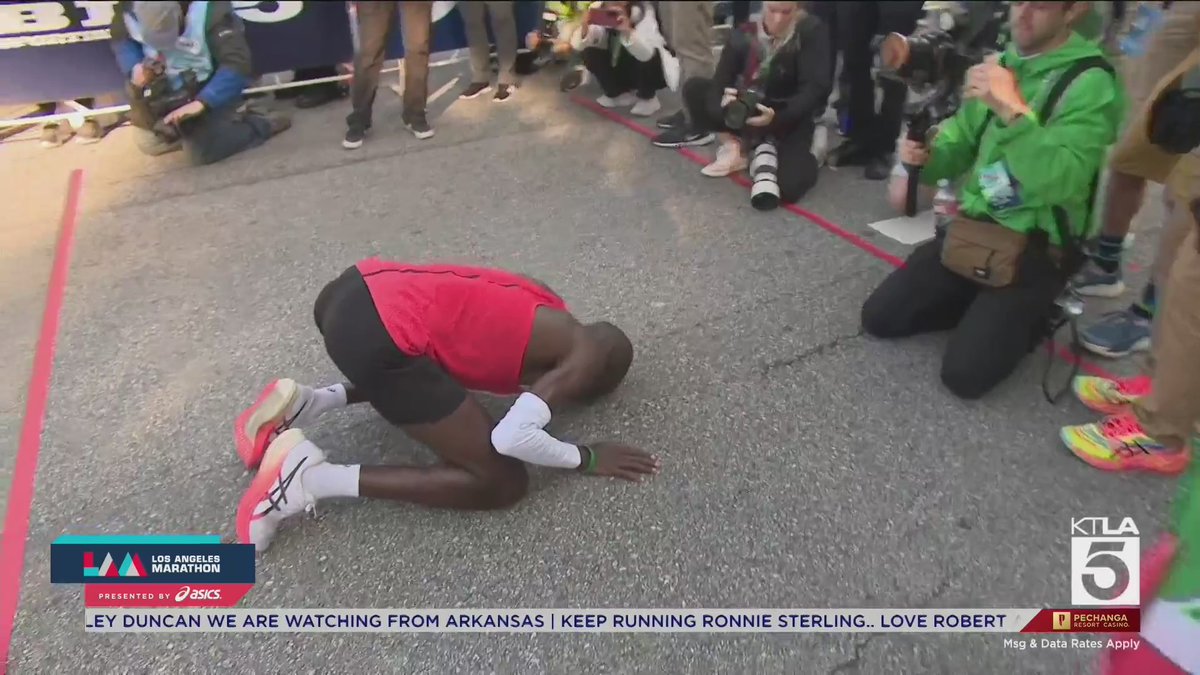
[901,113,935,218]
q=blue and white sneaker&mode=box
[1080,308,1152,358]
[1072,258,1126,298]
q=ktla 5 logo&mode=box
[174,585,222,603]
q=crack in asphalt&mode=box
[758,329,865,376]
[827,572,956,674]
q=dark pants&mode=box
[683,77,819,203]
[807,1,840,106]
[580,46,666,99]
[127,88,271,166]
[348,1,432,130]
[836,0,924,155]
[861,236,1069,399]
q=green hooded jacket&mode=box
[920,33,1125,245]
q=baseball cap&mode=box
[132,1,183,52]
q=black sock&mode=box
[1130,282,1155,320]
[1093,235,1124,273]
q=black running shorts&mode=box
[313,266,467,426]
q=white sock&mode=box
[311,383,348,415]
[304,462,360,500]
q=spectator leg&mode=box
[861,239,977,340]
[939,246,1066,399]
[1136,226,1200,449]
[399,1,434,118]
[183,105,271,166]
[629,50,666,99]
[775,123,819,204]
[486,1,519,86]
[347,2,398,130]
[662,1,715,119]
[682,76,726,133]
[835,0,877,152]
[462,0,494,84]
[581,47,629,98]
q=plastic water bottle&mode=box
[1119,2,1166,57]
[932,179,958,237]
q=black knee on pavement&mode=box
[939,353,990,400]
[860,295,898,339]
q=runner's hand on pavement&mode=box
[583,442,660,481]
[721,88,738,109]
[131,63,148,87]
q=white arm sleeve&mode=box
[491,393,583,469]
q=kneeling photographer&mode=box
[110,1,290,166]
[861,1,1123,399]
[669,1,830,210]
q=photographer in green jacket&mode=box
[862,1,1125,400]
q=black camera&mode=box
[878,1,1006,216]
[880,1,1006,95]
[140,59,201,142]
[723,87,764,132]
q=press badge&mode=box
[978,161,1022,210]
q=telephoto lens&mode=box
[749,140,780,211]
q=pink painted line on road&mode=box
[0,169,85,671]
[571,96,1117,380]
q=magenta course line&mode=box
[0,169,85,670]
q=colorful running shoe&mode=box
[236,428,324,552]
[233,378,314,470]
[1060,413,1188,475]
[1072,374,1152,415]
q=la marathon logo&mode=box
[1070,517,1140,606]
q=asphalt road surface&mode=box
[0,62,1173,674]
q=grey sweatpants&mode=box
[462,0,518,86]
[658,0,714,118]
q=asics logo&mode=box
[174,586,222,602]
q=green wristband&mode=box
[580,445,598,473]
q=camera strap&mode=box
[1027,55,1116,404]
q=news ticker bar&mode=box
[84,608,1140,633]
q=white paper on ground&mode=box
[868,210,936,245]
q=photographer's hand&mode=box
[746,104,775,128]
[615,8,633,35]
[131,63,148,87]
[164,100,205,125]
[899,139,930,167]
[965,62,1031,124]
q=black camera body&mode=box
[879,1,1006,216]
[141,59,201,142]
[723,87,765,132]
[880,1,1007,111]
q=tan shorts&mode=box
[1109,2,1200,186]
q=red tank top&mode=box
[355,259,569,394]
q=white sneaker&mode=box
[597,92,637,108]
[811,125,829,166]
[233,379,322,470]
[236,429,325,553]
[701,141,748,177]
[630,96,661,117]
